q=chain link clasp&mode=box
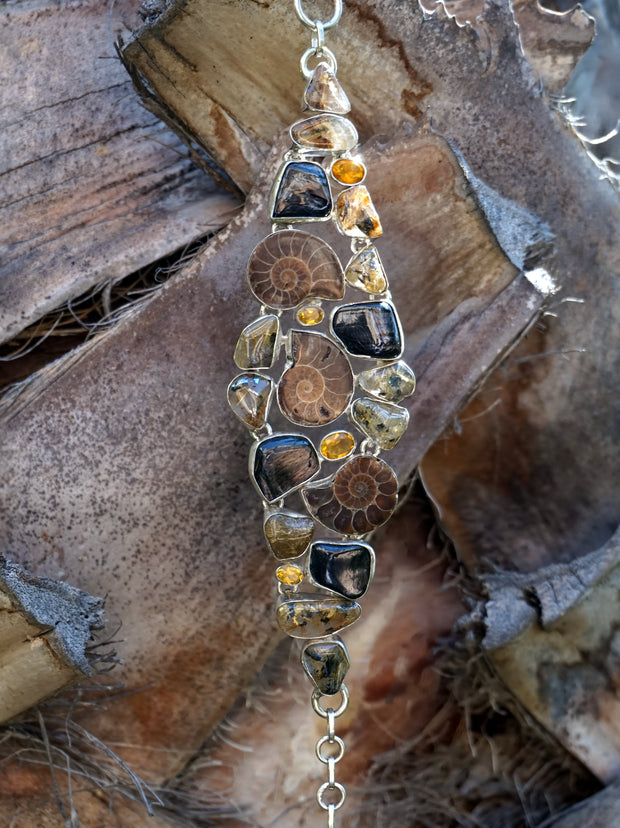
[293,0,342,31]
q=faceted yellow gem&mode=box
[276,564,304,586]
[320,431,355,460]
[297,305,324,326]
[332,159,366,185]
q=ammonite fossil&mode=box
[302,455,398,535]
[278,331,354,427]
[247,230,344,309]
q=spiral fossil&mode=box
[247,230,344,309]
[302,455,398,535]
[278,331,353,427]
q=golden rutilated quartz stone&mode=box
[297,305,324,326]
[276,564,304,585]
[320,431,355,460]
[331,158,366,185]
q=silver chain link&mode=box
[294,0,342,79]
[313,685,349,826]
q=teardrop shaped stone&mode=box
[358,361,416,403]
[351,397,409,450]
[302,639,350,694]
[271,161,332,221]
[309,541,374,599]
[276,594,361,638]
[252,434,320,502]
[345,246,388,294]
[303,61,351,114]
[291,115,358,153]
[332,301,402,359]
[233,315,279,369]
[264,512,315,560]
[227,373,274,429]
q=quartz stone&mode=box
[272,162,332,221]
[233,315,279,369]
[291,115,358,153]
[320,431,355,461]
[252,434,320,502]
[303,61,351,114]
[297,305,324,326]
[358,361,416,403]
[276,594,361,638]
[345,246,387,294]
[301,639,350,694]
[264,512,315,559]
[332,158,366,185]
[352,397,409,450]
[227,373,273,429]
[276,564,303,586]
[332,301,402,359]
[309,541,374,599]
[336,185,382,238]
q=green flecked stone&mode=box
[351,397,409,450]
[302,639,350,694]
[358,361,416,403]
[276,594,361,639]
[233,315,279,370]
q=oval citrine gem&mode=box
[331,158,366,185]
[320,431,356,461]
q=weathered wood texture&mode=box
[0,0,238,346]
[124,0,620,575]
[0,127,544,790]
[0,557,103,723]
[0,0,618,823]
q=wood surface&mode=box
[0,0,238,347]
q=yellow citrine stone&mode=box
[320,431,355,460]
[297,305,324,326]
[276,564,304,585]
[332,158,366,185]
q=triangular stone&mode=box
[271,161,332,222]
[345,246,388,294]
[303,61,351,114]
[351,397,409,450]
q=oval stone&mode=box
[276,595,361,638]
[291,114,358,153]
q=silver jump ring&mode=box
[316,734,345,763]
[311,684,349,718]
[300,45,338,80]
[294,0,342,30]
[317,781,346,810]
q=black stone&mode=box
[252,434,320,502]
[309,541,374,599]
[302,640,350,695]
[272,161,332,220]
[331,301,402,359]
